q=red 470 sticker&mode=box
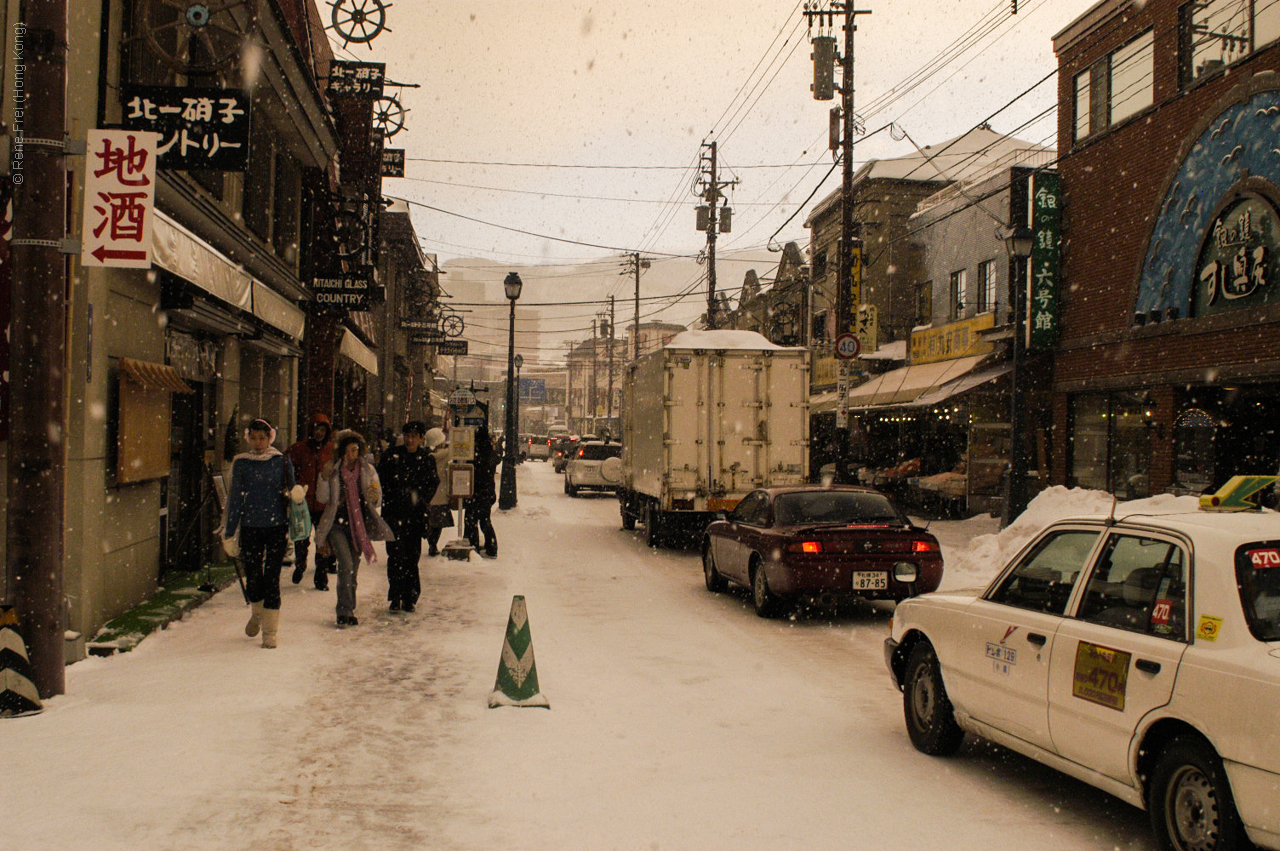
[1247,548,1280,568]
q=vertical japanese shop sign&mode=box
[1029,171,1061,349]
[847,242,863,333]
[81,129,160,269]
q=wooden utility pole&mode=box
[805,2,871,484]
[7,1,69,697]
[606,295,615,419]
[624,252,649,360]
[696,142,736,329]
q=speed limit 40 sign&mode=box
[834,332,861,360]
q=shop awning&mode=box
[847,354,990,408]
[119,357,195,394]
[909,362,1011,408]
[152,211,306,341]
[810,389,839,414]
[339,329,379,376]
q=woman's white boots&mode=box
[260,608,280,649]
[245,601,263,637]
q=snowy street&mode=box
[7,462,1156,850]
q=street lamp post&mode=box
[499,273,523,510]
[513,353,524,446]
[1003,226,1034,527]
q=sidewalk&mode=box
[85,561,239,656]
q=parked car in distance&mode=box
[885,505,1280,851]
[525,434,551,461]
[552,435,581,473]
[564,440,623,496]
[701,485,942,618]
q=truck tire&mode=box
[620,495,636,530]
[644,501,662,548]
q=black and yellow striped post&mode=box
[488,596,549,709]
[0,606,44,717]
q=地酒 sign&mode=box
[121,85,249,171]
[81,129,161,269]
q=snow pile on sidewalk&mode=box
[937,486,1203,592]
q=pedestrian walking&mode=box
[377,420,439,612]
[221,418,296,649]
[423,427,453,556]
[285,413,337,590]
[315,430,395,627]
[464,423,498,558]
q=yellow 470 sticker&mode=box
[1196,615,1224,642]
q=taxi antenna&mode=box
[1105,494,1119,526]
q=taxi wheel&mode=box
[903,641,964,756]
[1149,735,1246,851]
[703,542,727,593]
[751,558,784,618]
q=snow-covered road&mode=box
[7,462,1155,850]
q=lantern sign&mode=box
[121,86,250,171]
[81,129,161,269]
[1029,171,1062,349]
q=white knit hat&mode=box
[424,427,448,449]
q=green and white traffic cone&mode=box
[0,606,43,717]
[488,595,549,709]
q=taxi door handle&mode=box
[1136,659,1161,674]
[1027,633,1047,647]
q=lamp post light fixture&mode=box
[499,273,523,510]
[1002,225,1034,528]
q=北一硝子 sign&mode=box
[121,86,250,172]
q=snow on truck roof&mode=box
[663,330,796,351]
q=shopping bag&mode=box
[288,498,313,542]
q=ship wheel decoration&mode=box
[326,0,392,49]
[333,208,367,257]
[439,313,465,338]
[372,95,407,139]
[135,0,260,74]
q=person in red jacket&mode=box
[285,413,336,589]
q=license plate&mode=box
[852,571,888,590]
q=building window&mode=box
[812,309,829,343]
[1182,0,1280,86]
[1075,29,1154,141]
[976,260,996,313]
[916,280,933,326]
[812,251,828,279]
[949,269,967,320]
[1069,391,1153,498]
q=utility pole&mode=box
[806,1,870,484]
[589,318,598,427]
[7,0,69,698]
[606,296,616,420]
[623,252,649,360]
[695,141,736,329]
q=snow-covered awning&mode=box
[847,354,990,408]
[339,329,378,376]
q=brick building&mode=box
[1052,0,1280,497]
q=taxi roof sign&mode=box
[1198,475,1278,512]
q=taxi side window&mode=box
[1077,535,1187,641]
[988,530,1099,615]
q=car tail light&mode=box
[577,448,585,458]
[787,541,823,554]
[912,539,939,553]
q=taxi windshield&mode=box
[1236,542,1280,642]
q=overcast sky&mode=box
[328,0,1101,345]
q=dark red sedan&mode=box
[701,486,944,617]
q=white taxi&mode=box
[885,501,1280,851]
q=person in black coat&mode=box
[376,420,439,612]
[464,423,499,558]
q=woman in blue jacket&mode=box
[222,418,296,648]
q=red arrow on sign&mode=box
[91,245,148,263]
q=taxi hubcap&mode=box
[1169,766,1217,850]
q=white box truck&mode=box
[619,330,809,546]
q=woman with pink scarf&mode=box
[315,431,395,627]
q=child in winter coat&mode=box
[315,431,395,627]
[222,418,296,648]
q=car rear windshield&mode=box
[1236,541,1280,642]
[774,492,904,526]
[579,444,621,461]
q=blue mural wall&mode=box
[1138,88,1280,318]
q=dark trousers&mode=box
[386,519,423,606]
[241,524,287,609]
[294,508,336,586]
[464,499,496,554]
